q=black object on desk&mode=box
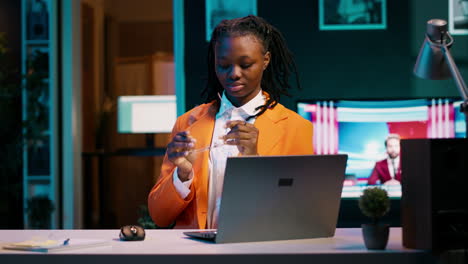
[401,138,468,251]
[120,225,146,241]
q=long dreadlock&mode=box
[202,15,301,120]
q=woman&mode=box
[148,15,313,229]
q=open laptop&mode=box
[184,154,348,243]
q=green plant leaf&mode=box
[358,187,390,224]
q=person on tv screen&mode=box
[148,15,313,229]
[367,134,401,185]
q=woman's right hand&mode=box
[167,131,196,181]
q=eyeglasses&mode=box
[189,139,236,154]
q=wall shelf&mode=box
[21,0,58,229]
[26,176,52,181]
[25,39,49,45]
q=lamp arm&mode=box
[441,46,468,137]
[441,46,468,101]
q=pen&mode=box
[63,238,70,245]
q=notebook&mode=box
[184,154,348,243]
[2,238,110,252]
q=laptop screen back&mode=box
[216,154,347,243]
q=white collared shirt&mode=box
[172,90,265,228]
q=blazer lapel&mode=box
[381,160,392,182]
[255,104,288,155]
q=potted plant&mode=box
[26,195,54,229]
[23,49,50,175]
[358,187,391,249]
[137,204,175,229]
[136,205,158,229]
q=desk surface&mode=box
[0,228,435,264]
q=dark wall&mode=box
[0,0,23,228]
[259,0,411,110]
[184,0,207,110]
[184,0,468,110]
[0,0,22,66]
[184,0,412,111]
[183,0,467,227]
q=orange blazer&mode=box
[148,101,314,229]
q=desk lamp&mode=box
[414,19,468,137]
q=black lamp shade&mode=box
[413,38,451,80]
[413,19,452,80]
[413,19,468,137]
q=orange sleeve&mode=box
[147,116,195,228]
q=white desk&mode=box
[0,228,436,264]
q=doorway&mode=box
[80,0,174,228]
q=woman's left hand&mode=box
[222,120,259,155]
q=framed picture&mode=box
[205,0,257,41]
[449,0,468,35]
[319,0,387,30]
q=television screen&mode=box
[118,95,177,133]
[297,98,466,198]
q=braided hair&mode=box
[202,15,301,120]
